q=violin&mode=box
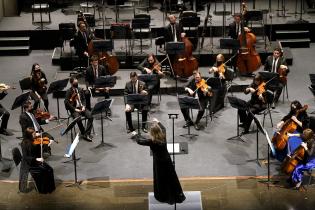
[256,82,266,102]
[33,137,50,145]
[195,79,212,97]
[272,105,308,150]
[151,63,163,75]
[35,109,51,120]
[69,89,83,108]
[217,64,226,79]
[281,145,305,175]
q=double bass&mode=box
[272,105,308,150]
[172,36,198,78]
[236,2,261,74]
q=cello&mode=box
[272,105,308,150]
[172,35,198,78]
[282,145,305,175]
[236,1,261,74]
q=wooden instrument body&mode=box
[282,146,305,175]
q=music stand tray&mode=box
[47,78,69,119]
[178,95,200,139]
[227,96,248,142]
[92,39,114,52]
[165,42,185,55]
[219,38,240,51]
[138,74,158,88]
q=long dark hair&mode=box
[31,63,40,76]
[289,100,303,114]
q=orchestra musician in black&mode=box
[228,13,242,40]
[64,77,94,142]
[30,63,49,111]
[164,14,183,43]
[124,72,149,134]
[73,21,92,67]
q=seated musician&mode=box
[285,129,315,191]
[0,84,13,136]
[181,71,212,130]
[73,21,92,67]
[19,127,55,193]
[264,47,289,107]
[65,77,94,142]
[19,100,55,156]
[137,53,164,105]
[124,72,149,134]
[30,63,49,111]
[273,100,309,161]
[238,74,267,134]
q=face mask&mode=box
[217,61,223,66]
[73,83,78,88]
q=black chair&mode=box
[12,147,22,166]
[59,23,76,56]
[132,14,151,54]
[19,77,32,93]
[155,36,165,54]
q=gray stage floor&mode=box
[0,42,314,182]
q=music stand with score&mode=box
[126,94,149,140]
[47,78,69,120]
[91,99,114,149]
[131,17,150,54]
[227,96,248,142]
[61,116,83,187]
[91,76,117,97]
[178,95,200,139]
[11,92,31,111]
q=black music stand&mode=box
[178,95,200,139]
[227,96,248,142]
[11,92,31,110]
[47,78,69,120]
[138,74,158,105]
[127,94,149,140]
[166,42,185,93]
[220,38,240,53]
[61,116,82,187]
[92,99,114,149]
[92,39,114,52]
[107,0,126,23]
[92,75,117,95]
[131,17,150,54]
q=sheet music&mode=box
[167,143,180,153]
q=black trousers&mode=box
[29,162,55,194]
[31,91,49,111]
[0,104,10,130]
[181,97,208,124]
[71,109,93,135]
[273,83,284,103]
[238,104,266,132]
[126,105,148,130]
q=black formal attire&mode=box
[19,139,55,194]
[137,59,161,105]
[228,21,243,40]
[137,122,186,204]
[264,55,289,103]
[64,87,94,136]
[181,79,210,125]
[164,23,183,43]
[238,82,267,133]
[124,80,148,131]
[19,111,53,154]
[85,64,111,109]
[281,110,309,134]
[31,71,49,111]
[0,92,10,133]
[73,30,92,67]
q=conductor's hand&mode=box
[36,158,44,162]
[125,104,131,112]
[185,87,194,95]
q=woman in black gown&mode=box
[19,127,55,193]
[137,119,186,205]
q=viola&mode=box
[151,63,162,74]
[272,105,308,150]
[256,82,266,102]
[33,137,50,145]
[195,79,212,97]
[281,145,305,175]
[217,64,226,79]
[35,109,51,120]
[278,65,289,84]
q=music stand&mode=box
[205,77,222,121]
[138,74,158,89]
[227,96,248,142]
[219,38,240,53]
[11,92,31,110]
[166,42,185,93]
[126,94,149,140]
[47,78,69,120]
[92,39,114,52]
[61,116,82,187]
[107,0,126,22]
[178,95,200,139]
[132,17,150,54]
[91,99,114,149]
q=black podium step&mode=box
[275,30,310,39]
[277,38,310,48]
[0,46,30,56]
[0,37,30,47]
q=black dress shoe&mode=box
[127,128,135,134]
[183,121,194,128]
[81,135,92,142]
[194,123,201,130]
[0,129,13,136]
[241,130,249,135]
[238,123,245,128]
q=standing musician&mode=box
[238,75,267,134]
[283,129,315,191]
[73,21,92,67]
[137,53,164,105]
[0,83,13,136]
[164,15,183,43]
[264,47,289,107]
[64,77,94,142]
[228,13,242,40]
[124,72,149,134]
[19,100,55,156]
[30,63,49,111]
[19,127,55,193]
[181,71,212,130]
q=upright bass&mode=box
[236,1,261,74]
